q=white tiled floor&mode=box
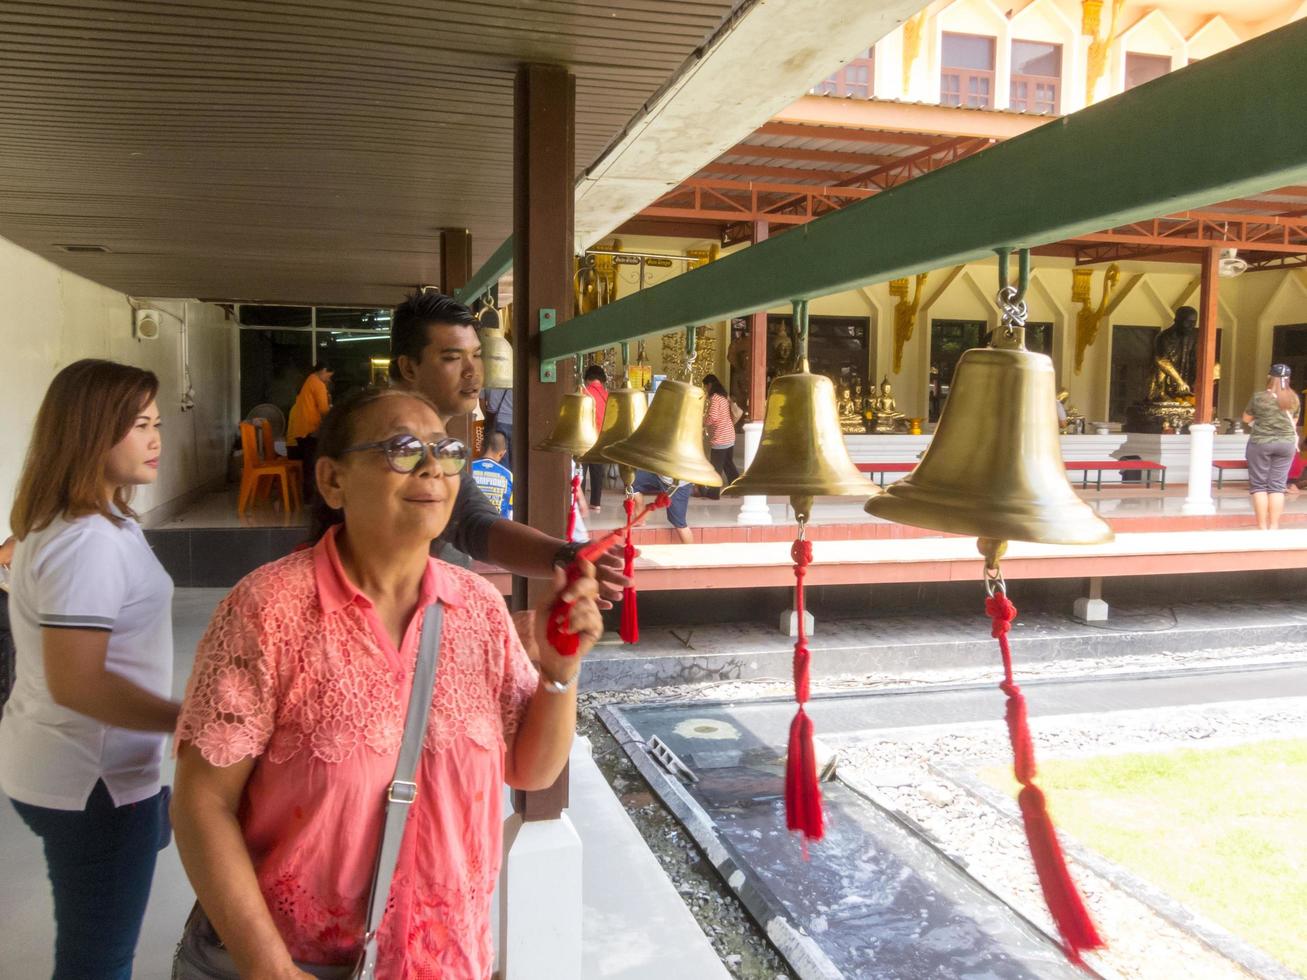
[0,589,220,979]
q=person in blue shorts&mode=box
[470,430,513,519]
[631,470,693,544]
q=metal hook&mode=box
[995,248,1030,304]
[792,298,810,369]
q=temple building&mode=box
[567,0,1306,462]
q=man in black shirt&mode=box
[388,292,628,604]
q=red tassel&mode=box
[620,496,639,643]
[987,589,1104,963]
[565,473,581,542]
[784,536,823,849]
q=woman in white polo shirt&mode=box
[0,359,179,980]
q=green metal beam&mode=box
[543,20,1307,362]
[453,235,514,305]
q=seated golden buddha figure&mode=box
[869,376,906,433]
[837,381,866,434]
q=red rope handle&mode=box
[548,493,670,655]
[620,495,640,644]
[785,535,823,850]
[986,589,1104,964]
[565,473,582,542]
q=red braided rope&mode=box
[547,493,670,656]
[785,536,823,850]
[565,473,582,542]
[620,495,640,644]
[986,589,1104,964]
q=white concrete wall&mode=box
[0,233,236,537]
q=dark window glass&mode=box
[237,305,311,328]
[316,331,392,403]
[1125,52,1171,90]
[315,308,392,332]
[240,329,313,419]
[930,319,986,421]
[767,314,871,393]
[1109,325,1158,422]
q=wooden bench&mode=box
[854,461,917,487]
[1064,459,1166,491]
[1213,459,1248,488]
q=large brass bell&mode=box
[478,307,513,391]
[580,388,648,487]
[605,380,722,487]
[865,342,1112,545]
[723,371,876,520]
[535,390,598,457]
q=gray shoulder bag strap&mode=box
[354,601,444,980]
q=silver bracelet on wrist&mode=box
[540,670,577,694]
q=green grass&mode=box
[983,739,1307,975]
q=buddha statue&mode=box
[869,376,906,433]
[837,381,866,434]
[1057,388,1086,433]
[1125,305,1200,432]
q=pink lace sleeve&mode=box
[499,615,539,740]
[175,585,278,767]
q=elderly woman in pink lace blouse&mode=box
[170,388,601,980]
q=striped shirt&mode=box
[0,512,174,809]
[705,392,736,448]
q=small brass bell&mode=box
[581,388,648,487]
[723,371,876,520]
[605,380,722,487]
[865,338,1112,545]
[535,391,599,457]
[477,306,513,391]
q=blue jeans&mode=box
[12,780,170,980]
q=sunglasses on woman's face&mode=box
[340,434,467,475]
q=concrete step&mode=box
[581,597,1307,691]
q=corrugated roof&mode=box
[0,0,741,304]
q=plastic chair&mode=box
[253,418,302,503]
[238,421,301,516]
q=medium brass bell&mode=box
[723,371,877,521]
[535,391,599,457]
[480,323,513,390]
[865,345,1112,545]
[605,380,722,487]
[580,388,648,487]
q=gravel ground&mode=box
[837,701,1307,980]
[577,641,1306,980]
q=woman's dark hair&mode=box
[307,386,442,543]
[583,364,607,384]
[314,359,334,375]
[11,359,159,538]
[388,290,476,381]
[702,373,728,399]
[1268,366,1300,413]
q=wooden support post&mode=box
[440,228,473,296]
[1194,246,1220,423]
[440,228,476,450]
[513,64,574,609]
[510,61,573,811]
[500,65,581,980]
[748,220,769,421]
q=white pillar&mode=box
[1182,422,1216,515]
[499,811,583,979]
[735,420,773,525]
